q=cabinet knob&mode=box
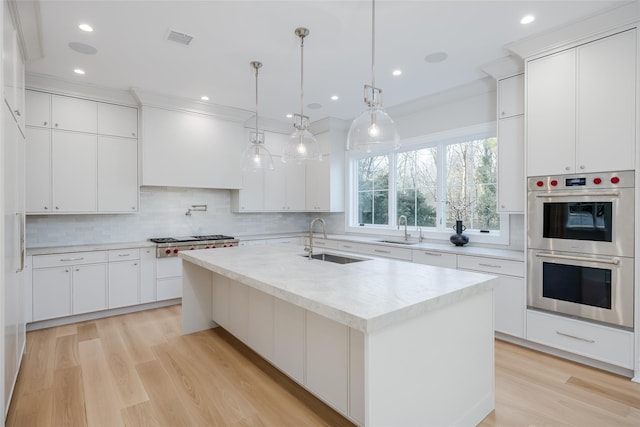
[580,165,585,170]
[501,111,506,116]
[132,132,136,137]
[43,121,48,126]
[501,204,506,208]
[44,206,48,210]
[14,109,21,117]
[133,263,138,266]
[64,269,69,273]
[75,268,80,272]
[565,166,571,171]
[54,123,59,127]
[131,206,136,210]
[55,206,59,210]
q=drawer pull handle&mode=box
[479,263,501,269]
[118,254,131,257]
[374,249,391,254]
[423,252,442,256]
[342,245,352,249]
[555,331,595,343]
[61,257,84,262]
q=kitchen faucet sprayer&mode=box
[307,217,327,259]
[398,215,409,241]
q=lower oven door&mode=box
[527,249,634,329]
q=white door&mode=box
[25,126,51,212]
[285,161,306,211]
[306,156,330,211]
[139,248,156,303]
[108,261,140,308]
[72,263,107,314]
[97,103,138,138]
[97,135,138,212]
[264,157,287,211]
[497,116,524,213]
[52,131,97,212]
[25,90,51,128]
[51,95,97,133]
[237,169,264,211]
[32,267,72,321]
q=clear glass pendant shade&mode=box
[347,105,400,153]
[283,125,321,164]
[242,132,274,171]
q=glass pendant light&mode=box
[347,0,400,153]
[242,61,274,171]
[283,27,321,163]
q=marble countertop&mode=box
[27,240,155,256]
[181,244,496,333]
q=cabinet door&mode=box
[51,95,97,133]
[72,263,107,314]
[527,49,576,176]
[156,277,182,300]
[52,131,97,212]
[497,116,524,213]
[577,30,636,173]
[98,103,138,138]
[248,288,274,361]
[108,261,140,309]
[140,248,156,303]
[25,90,51,128]
[286,161,306,210]
[237,169,264,211]
[305,311,348,414]
[306,156,330,211]
[97,136,138,212]
[32,267,71,321]
[273,298,304,383]
[25,127,51,212]
[498,74,524,118]
[494,276,525,338]
[227,280,249,342]
[264,157,287,211]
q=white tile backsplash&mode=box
[26,187,315,247]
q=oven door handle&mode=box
[535,252,620,265]
[534,190,620,198]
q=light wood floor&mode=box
[6,305,640,427]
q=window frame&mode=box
[345,122,510,245]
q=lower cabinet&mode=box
[72,263,108,315]
[108,262,139,309]
[32,267,73,321]
[156,256,182,300]
[140,248,156,303]
[212,275,363,425]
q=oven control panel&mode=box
[528,170,634,191]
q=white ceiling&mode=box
[26,0,628,122]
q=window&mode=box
[349,125,507,242]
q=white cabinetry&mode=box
[412,249,457,268]
[264,158,305,211]
[32,251,108,321]
[248,288,274,361]
[305,311,349,414]
[3,1,25,134]
[496,74,524,213]
[140,248,156,303]
[306,119,345,212]
[25,90,139,214]
[98,136,138,212]
[140,106,243,189]
[52,131,98,212]
[108,249,140,309]
[273,298,305,383]
[156,257,182,301]
[227,280,249,342]
[527,30,636,175]
[456,255,525,338]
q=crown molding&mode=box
[26,73,137,105]
[481,56,524,80]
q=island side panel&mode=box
[364,287,495,427]
[182,260,214,334]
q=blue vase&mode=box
[450,220,469,246]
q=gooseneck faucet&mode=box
[307,217,327,259]
[398,215,408,241]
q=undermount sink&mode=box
[302,252,369,264]
[377,239,418,245]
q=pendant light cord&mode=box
[300,33,305,118]
[255,64,259,136]
[371,0,376,89]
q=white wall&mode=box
[26,186,314,247]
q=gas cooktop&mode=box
[149,235,235,244]
[149,235,239,258]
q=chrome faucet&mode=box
[398,215,409,241]
[307,217,327,259]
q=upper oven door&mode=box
[528,174,634,257]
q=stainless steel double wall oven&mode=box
[527,171,634,329]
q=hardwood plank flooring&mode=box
[7,305,640,426]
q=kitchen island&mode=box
[181,244,497,427]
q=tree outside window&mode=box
[357,155,389,225]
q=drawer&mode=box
[526,310,634,369]
[156,257,183,278]
[457,255,523,277]
[336,241,371,254]
[304,238,338,250]
[108,248,140,261]
[338,241,412,261]
[33,251,108,268]
[412,250,457,268]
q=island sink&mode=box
[303,252,369,264]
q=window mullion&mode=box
[389,152,398,227]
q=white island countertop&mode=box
[180,243,496,333]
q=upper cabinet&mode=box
[4,0,25,133]
[140,105,243,189]
[527,29,636,176]
[25,90,139,214]
[496,74,524,214]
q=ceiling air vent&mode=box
[166,29,194,46]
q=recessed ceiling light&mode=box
[521,15,535,25]
[201,96,209,101]
[78,23,93,32]
[74,69,85,75]
[330,95,339,101]
[308,103,322,110]
[286,113,293,118]
[424,52,448,63]
[392,69,402,76]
